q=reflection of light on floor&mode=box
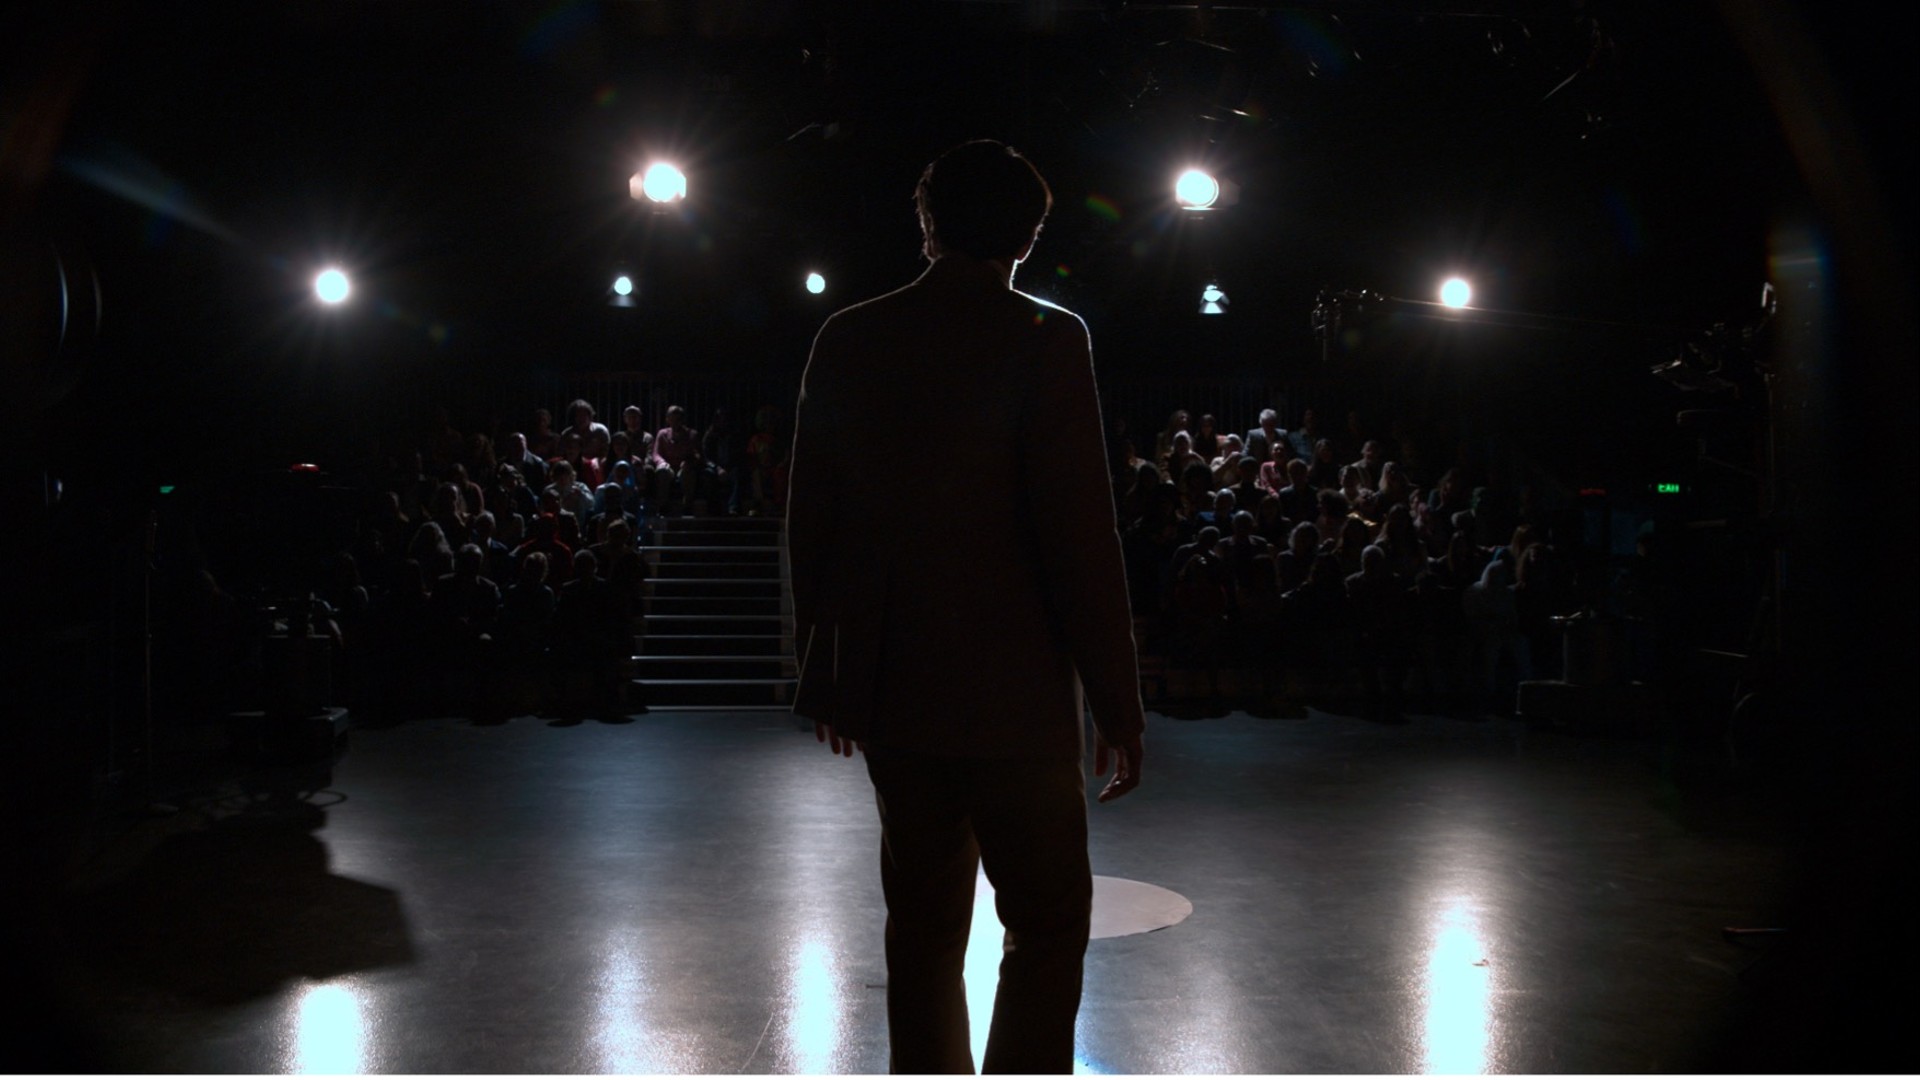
[783,936,846,1073]
[967,875,1106,1074]
[288,981,367,1075]
[590,932,699,1074]
[1420,898,1494,1075]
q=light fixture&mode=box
[612,274,634,296]
[1174,169,1221,210]
[1440,277,1472,309]
[804,271,826,295]
[314,267,350,305]
[632,162,687,203]
[1200,282,1228,315]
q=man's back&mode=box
[787,253,1143,758]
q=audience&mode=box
[297,392,1591,726]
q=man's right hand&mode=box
[1093,732,1143,803]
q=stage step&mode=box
[645,595,782,618]
[641,634,788,657]
[633,677,797,708]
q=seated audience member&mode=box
[1349,439,1384,490]
[1373,461,1413,517]
[512,513,574,583]
[1245,408,1285,463]
[1281,551,1351,678]
[1378,503,1423,578]
[1176,461,1215,523]
[1169,525,1223,588]
[471,510,514,585]
[1229,458,1265,515]
[448,462,486,521]
[528,408,559,460]
[702,407,740,515]
[1347,543,1413,719]
[1315,489,1352,547]
[1339,464,1373,518]
[1193,414,1223,461]
[1334,514,1373,578]
[579,429,610,488]
[433,543,501,643]
[1161,430,1204,483]
[1216,509,1274,599]
[543,460,594,521]
[550,550,627,719]
[1256,457,1284,496]
[1307,437,1341,489]
[1427,467,1470,529]
[1243,430,1272,469]
[619,405,655,465]
[1276,521,1320,594]
[650,404,703,513]
[1197,488,1236,532]
[504,431,548,489]
[467,433,497,477]
[496,551,557,652]
[743,405,787,517]
[1122,484,1183,618]
[427,481,472,550]
[490,465,535,540]
[1155,408,1192,466]
[563,398,611,447]
[408,520,456,583]
[1118,461,1163,529]
[1210,434,1246,486]
[1465,548,1523,709]
[607,430,633,480]
[1254,493,1289,547]
[598,460,639,522]
[1287,408,1321,463]
[1277,458,1317,524]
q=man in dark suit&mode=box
[786,140,1146,1074]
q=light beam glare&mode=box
[1440,277,1473,308]
[1420,898,1495,1075]
[286,980,368,1075]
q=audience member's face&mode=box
[1362,441,1380,464]
[572,406,592,430]
[624,409,643,431]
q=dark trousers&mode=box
[863,748,1091,1075]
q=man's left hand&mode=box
[815,720,863,758]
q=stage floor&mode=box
[38,707,1799,1073]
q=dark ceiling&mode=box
[3,0,1904,483]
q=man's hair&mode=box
[914,140,1052,261]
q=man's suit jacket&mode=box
[786,254,1146,759]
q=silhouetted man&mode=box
[787,140,1146,1074]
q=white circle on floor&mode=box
[975,873,1192,938]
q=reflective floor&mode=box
[31,708,1809,1073]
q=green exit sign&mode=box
[1655,482,1682,494]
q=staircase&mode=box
[632,515,798,710]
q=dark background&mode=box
[4,0,1914,1068]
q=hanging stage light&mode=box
[1200,282,1229,315]
[314,268,350,305]
[632,162,687,203]
[1175,168,1221,210]
[1440,277,1473,308]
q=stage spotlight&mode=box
[805,271,826,295]
[1440,277,1472,308]
[1175,169,1221,210]
[314,268,350,305]
[634,162,687,203]
[613,274,633,297]
[1200,282,1228,315]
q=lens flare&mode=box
[1175,169,1221,209]
[314,268,350,304]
